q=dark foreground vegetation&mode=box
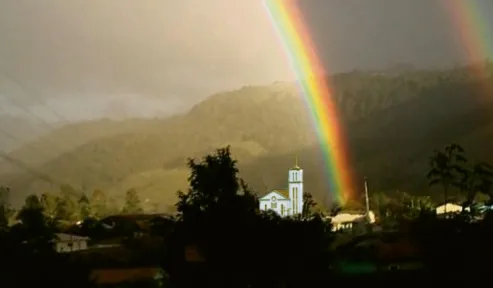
[2,144,493,287]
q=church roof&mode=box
[273,189,289,198]
[260,189,289,200]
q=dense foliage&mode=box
[1,144,493,286]
[167,147,333,288]
[0,195,93,288]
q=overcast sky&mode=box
[0,0,492,120]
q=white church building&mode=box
[259,161,304,217]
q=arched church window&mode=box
[264,204,267,210]
[281,204,284,215]
[293,189,296,214]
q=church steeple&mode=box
[292,155,301,170]
[288,156,303,215]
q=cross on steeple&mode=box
[293,155,300,169]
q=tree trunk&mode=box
[444,184,449,214]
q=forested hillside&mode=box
[2,64,493,208]
[0,115,57,153]
[0,118,171,174]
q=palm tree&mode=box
[468,162,493,205]
[414,196,434,211]
[302,192,317,218]
[426,144,467,213]
[370,192,391,218]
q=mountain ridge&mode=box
[2,67,493,208]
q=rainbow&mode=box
[263,0,354,204]
[445,1,493,93]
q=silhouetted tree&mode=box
[90,189,107,218]
[370,191,391,217]
[0,185,10,205]
[15,194,55,253]
[78,193,91,219]
[329,204,342,217]
[427,143,467,208]
[169,147,332,288]
[176,146,257,221]
[414,196,434,211]
[0,204,9,232]
[464,162,493,205]
[40,193,57,219]
[302,192,317,218]
[122,188,143,214]
[54,195,75,221]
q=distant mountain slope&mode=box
[239,84,493,206]
[0,114,57,152]
[0,118,171,174]
[3,67,493,207]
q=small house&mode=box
[329,211,376,233]
[54,233,90,253]
[435,203,468,217]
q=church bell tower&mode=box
[288,156,304,215]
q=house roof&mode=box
[435,202,462,208]
[90,267,166,284]
[436,203,463,214]
[55,233,90,242]
[100,213,174,231]
[91,237,124,247]
[259,189,289,200]
[101,213,173,223]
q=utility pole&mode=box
[364,177,370,215]
[363,177,373,232]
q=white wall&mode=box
[260,198,291,216]
[288,182,303,215]
[288,169,303,183]
[55,240,88,253]
[288,169,303,215]
[259,191,292,216]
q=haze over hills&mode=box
[2,65,493,208]
[1,0,492,126]
[0,74,184,154]
[0,114,59,152]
